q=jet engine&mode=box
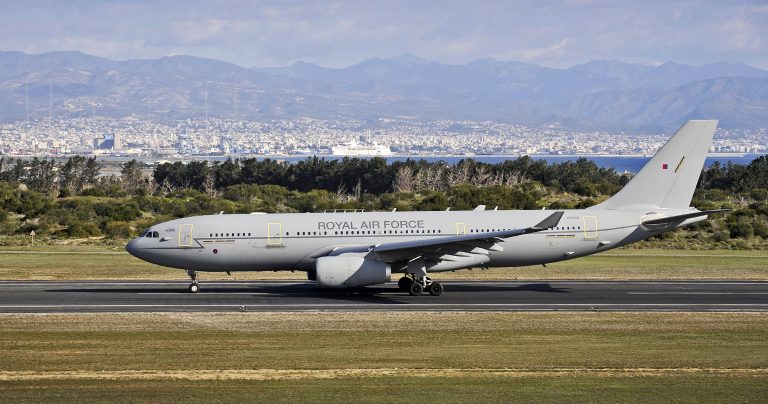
[315,256,391,288]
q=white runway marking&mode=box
[1,303,767,309]
[628,292,768,295]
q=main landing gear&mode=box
[399,258,443,296]
[398,275,443,296]
[187,270,200,293]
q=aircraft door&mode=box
[455,222,466,236]
[582,216,598,240]
[267,222,282,246]
[179,224,194,247]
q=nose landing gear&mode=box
[187,270,200,293]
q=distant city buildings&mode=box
[93,133,120,150]
[0,118,765,159]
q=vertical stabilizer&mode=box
[593,120,718,210]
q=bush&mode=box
[753,221,768,239]
[750,188,768,202]
[712,231,730,243]
[64,222,101,238]
[105,221,132,239]
[728,220,754,239]
[93,201,142,222]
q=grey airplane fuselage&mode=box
[127,207,697,273]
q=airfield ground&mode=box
[0,246,766,281]
[0,247,766,401]
[0,312,766,402]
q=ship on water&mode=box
[331,139,393,156]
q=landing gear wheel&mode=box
[428,282,444,296]
[186,270,199,293]
[409,282,423,296]
[398,276,413,291]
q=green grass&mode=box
[0,312,765,402]
[1,376,765,403]
[0,245,765,280]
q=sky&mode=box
[0,0,766,69]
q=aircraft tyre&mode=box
[187,270,199,293]
[398,276,413,291]
[428,282,444,296]
[409,282,423,296]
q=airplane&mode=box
[126,120,727,296]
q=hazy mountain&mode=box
[568,76,768,130]
[0,50,766,130]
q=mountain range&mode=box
[0,50,767,131]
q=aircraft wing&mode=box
[324,211,563,263]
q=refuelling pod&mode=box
[315,256,391,288]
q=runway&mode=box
[0,280,766,313]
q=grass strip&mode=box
[0,247,766,280]
[0,312,766,402]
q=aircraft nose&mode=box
[125,238,140,257]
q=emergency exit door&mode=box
[582,216,598,240]
[268,222,283,245]
[178,224,194,247]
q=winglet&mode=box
[527,211,564,233]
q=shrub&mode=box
[753,221,768,239]
[105,221,132,239]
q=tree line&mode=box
[0,155,765,246]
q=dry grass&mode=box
[1,312,766,371]
[0,246,766,281]
[0,312,766,402]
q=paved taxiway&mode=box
[0,280,766,312]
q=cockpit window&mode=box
[143,231,160,238]
[152,231,160,238]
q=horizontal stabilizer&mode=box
[642,209,730,225]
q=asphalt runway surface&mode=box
[0,280,766,313]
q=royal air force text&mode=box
[317,220,425,231]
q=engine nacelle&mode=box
[315,256,391,288]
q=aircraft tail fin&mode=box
[593,120,718,210]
